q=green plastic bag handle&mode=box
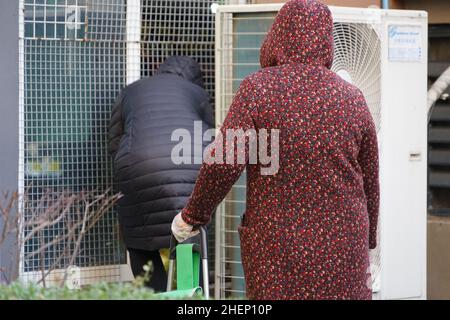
[176,244,200,290]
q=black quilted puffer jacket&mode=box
[108,56,213,251]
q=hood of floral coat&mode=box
[260,0,334,69]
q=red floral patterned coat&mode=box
[181,0,379,300]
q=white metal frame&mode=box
[214,4,428,300]
[123,0,142,283]
[18,0,26,285]
[126,0,142,86]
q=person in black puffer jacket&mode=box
[108,56,213,291]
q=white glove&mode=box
[171,212,199,243]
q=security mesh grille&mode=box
[215,10,382,298]
[20,0,128,284]
[140,0,232,100]
[20,0,229,285]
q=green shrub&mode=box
[0,281,159,300]
[0,260,207,300]
[0,259,160,300]
[0,263,204,300]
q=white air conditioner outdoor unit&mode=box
[214,4,428,300]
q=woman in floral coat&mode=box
[172,0,379,300]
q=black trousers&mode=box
[128,248,167,292]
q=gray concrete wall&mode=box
[0,0,20,283]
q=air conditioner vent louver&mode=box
[332,22,381,132]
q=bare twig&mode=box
[1,188,121,286]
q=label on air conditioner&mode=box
[388,25,423,62]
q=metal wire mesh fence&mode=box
[20,0,128,284]
[19,0,234,285]
[140,0,225,99]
